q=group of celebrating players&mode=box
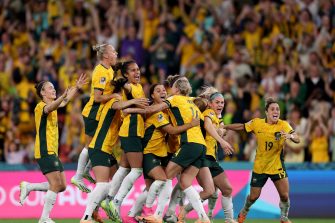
[18,43,300,223]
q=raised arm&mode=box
[162,118,200,135]
[44,89,69,114]
[60,73,88,107]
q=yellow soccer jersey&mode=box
[245,118,294,174]
[89,98,122,154]
[82,64,114,120]
[34,101,58,159]
[119,83,146,137]
[143,111,170,157]
[165,95,206,146]
[203,109,220,159]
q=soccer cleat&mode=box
[19,181,30,205]
[143,215,163,223]
[71,177,91,193]
[163,214,178,223]
[237,212,246,223]
[280,218,292,223]
[83,172,96,184]
[92,209,104,223]
[177,207,186,223]
[123,215,138,223]
[38,218,55,223]
[136,205,154,221]
[101,199,121,222]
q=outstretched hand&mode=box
[76,73,89,89]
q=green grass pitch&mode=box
[1,219,335,223]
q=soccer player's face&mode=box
[209,96,224,116]
[126,63,140,84]
[266,103,280,123]
[105,45,118,65]
[41,82,56,100]
[151,85,166,103]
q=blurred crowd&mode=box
[0,0,335,165]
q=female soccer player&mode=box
[140,75,215,223]
[133,84,200,223]
[80,82,148,223]
[71,43,119,193]
[224,97,300,223]
[178,87,237,223]
[19,73,87,223]
[101,60,148,221]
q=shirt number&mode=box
[265,141,273,151]
[190,107,199,118]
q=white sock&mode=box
[82,182,109,220]
[145,180,165,208]
[84,160,92,175]
[221,195,234,220]
[166,183,181,216]
[40,190,57,220]
[155,179,172,217]
[128,190,148,217]
[279,199,290,221]
[107,166,131,198]
[208,189,219,217]
[27,182,49,192]
[184,186,209,221]
[113,168,143,211]
[75,147,88,179]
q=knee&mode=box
[203,185,215,199]
[221,186,232,197]
[58,183,67,192]
[280,193,289,202]
[179,181,191,191]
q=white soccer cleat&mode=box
[71,176,91,193]
[83,172,96,184]
[38,218,55,223]
[19,181,30,205]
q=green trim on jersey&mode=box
[94,109,116,150]
[88,101,100,119]
[170,107,187,143]
[129,114,138,136]
[142,125,155,149]
[39,113,48,157]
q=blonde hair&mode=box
[92,43,109,60]
[194,97,208,112]
[167,75,192,96]
[199,86,223,101]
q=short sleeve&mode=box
[283,121,294,134]
[245,119,256,133]
[203,109,216,122]
[164,96,174,108]
[154,112,170,128]
[92,69,107,91]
